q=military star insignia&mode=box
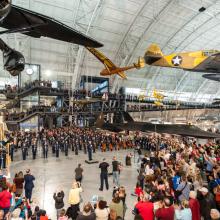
[172,56,182,66]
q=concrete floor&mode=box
[9,149,138,220]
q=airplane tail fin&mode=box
[123,111,134,122]
[144,43,163,64]
[117,71,127,79]
[95,113,105,128]
[153,88,158,98]
[134,57,145,69]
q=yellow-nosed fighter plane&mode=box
[138,89,166,106]
[86,47,145,79]
[144,44,220,79]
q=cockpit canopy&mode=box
[203,50,219,56]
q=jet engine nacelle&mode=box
[3,48,25,76]
[0,0,11,22]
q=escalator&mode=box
[5,106,64,126]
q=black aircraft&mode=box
[0,0,103,76]
[95,112,220,139]
[203,73,220,82]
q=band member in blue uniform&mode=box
[64,140,68,156]
[43,141,48,159]
[87,141,93,161]
[32,140,37,160]
[55,141,59,158]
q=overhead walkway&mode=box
[1,85,219,110]
[6,103,220,124]
[1,86,69,99]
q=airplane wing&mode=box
[86,47,116,69]
[0,5,103,48]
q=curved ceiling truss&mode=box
[1,0,220,103]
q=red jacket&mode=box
[189,198,201,220]
[40,216,48,220]
[135,201,154,220]
[0,190,12,208]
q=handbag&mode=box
[175,182,187,198]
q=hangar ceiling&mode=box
[1,0,220,103]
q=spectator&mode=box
[95,200,109,220]
[172,171,181,191]
[39,210,48,220]
[58,209,68,220]
[67,182,82,220]
[109,193,124,219]
[112,157,120,187]
[99,159,109,191]
[53,190,65,219]
[75,164,83,183]
[10,208,22,220]
[24,169,35,202]
[134,183,144,198]
[108,209,117,220]
[176,175,190,202]
[210,209,220,220]
[155,197,175,220]
[0,185,12,216]
[197,187,216,220]
[135,194,154,220]
[175,199,192,220]
[13,171,24,197]
[0,210,4,220]
[189,191,200,220]
[31,206,40,220]
[76,203,96,220]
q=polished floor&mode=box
[10,149,139,220]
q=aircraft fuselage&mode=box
[145,50,220,73]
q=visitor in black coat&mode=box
[53,190,65,218]
[24,169,35,201]
[53,191,65,209]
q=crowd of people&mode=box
[0,126,219,219]
[4,81,52,94]
[2,127,143,164]
[132,139,220,220]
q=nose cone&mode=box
[0,0,11,22]
[3,49,25,76]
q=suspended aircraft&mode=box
[212,98,220,105]
[86,47,145,79]
[138,89,166,106]
[144,43,220,81]
[0,0,103,76]
[95,111,220,139]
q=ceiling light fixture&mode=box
[26,67,33,75]
[199,7,206,12]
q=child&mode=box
[58,209,68,220]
